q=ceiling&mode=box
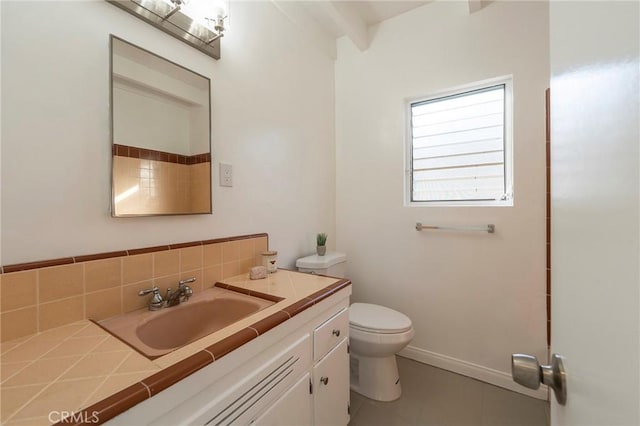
[269,0,485,59]
[346,1,431,25]
[298,1,431,37]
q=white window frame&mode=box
[404,76,514,207]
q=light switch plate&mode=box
[219,163,233,187]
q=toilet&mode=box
[296,252,415,402]
[348,302,414,401]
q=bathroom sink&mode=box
[97,287,275,359]
[136,298,264,350]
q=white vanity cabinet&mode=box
[108,289,350,426]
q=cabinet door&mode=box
[252,373,312,426]
[313,338,350,426]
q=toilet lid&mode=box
[349,303,412,334]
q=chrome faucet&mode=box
[138,286,164,311]
[139,278,195,310]
[165,278,195,307]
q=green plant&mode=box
[316,232,328,246]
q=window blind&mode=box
[410,84,506,202]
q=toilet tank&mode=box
[296,252,346,278]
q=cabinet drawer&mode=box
[314,308,348,361]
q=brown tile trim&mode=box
[546,268,551,293]
[546,87,552,348]
[1,233,269,274]
[307,279,351,304]
[202,233,268,245]
[546,294,551,319]
[214,282,240,291]
[249,311,290,335]
[546,166,551,194]
[113,144,211,165]
[282,298,315,318]
[545,142,550,164]
[127,245,171,256]
[546,218,551,242]
[3,257,75,273]
[327,278,351,292]
[74,251,129,263]
[251,292,283,303]
[206,328,258,359]
[214,282,284,303]
[281,279,351,318]
[545,88,551,143]
[56,382,149,426]
[169,241,203,249]
[187,153,211,165]
[307,288,338,304]
[141,351,213,396]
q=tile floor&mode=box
[348,356,550,426]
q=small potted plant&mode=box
[316,233,327,256]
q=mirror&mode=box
[110,35,212,217]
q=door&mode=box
[549,1,639,425]
[313,338,350,426]
[252,373,313,426]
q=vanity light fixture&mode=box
[106,0,229,59]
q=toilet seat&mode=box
[349,303,412,334]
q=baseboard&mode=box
[398,345,549,400]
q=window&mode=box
[407,78,513,205]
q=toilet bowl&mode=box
[349,303,414,402]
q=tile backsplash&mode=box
[112,155,211,215]
[0,234,268,342]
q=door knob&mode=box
[511,353,567,405]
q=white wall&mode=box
[1,1,336,267]
[335,1,549,394]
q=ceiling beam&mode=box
[270,0,337,60]
[319,1,370,52]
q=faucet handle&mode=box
[138,286,160,296]
[182,285,193,301]
[139,286,164,311]
[179,277,196,287]
[178,278,195,303]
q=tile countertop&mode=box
[0,270,351,426]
